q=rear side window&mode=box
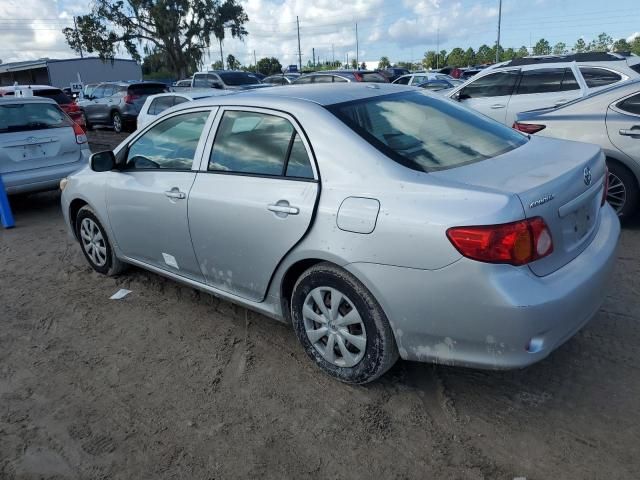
[328,91,527,172]
[394,76,410,85]
[293,76,312,84]
[580,67,622,88]
[209,110,313,178]
[360,72,387,83]
[173,96,189,106]
[515,68,579,94]
[617,94,640,115]
[0,103,70,133]
[313,75,332,83]
[125,111,209,170]
[460,71,519,98]
[333,76,348,83]
[33,89,72,105]
[148,96,175,115]
[129,84,168,96]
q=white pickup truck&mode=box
[173,71,270,92]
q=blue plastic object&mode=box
[0,175,15,228]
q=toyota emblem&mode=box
[583,167,592,186]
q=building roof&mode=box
[0,57,138,74]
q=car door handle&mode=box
[554,99,569,106]
[164,189,186,199]
[490,104,505,109]
[267,204,299,215]
[619,127,640,137]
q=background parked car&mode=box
[515,79,640,219]
[262,73,301,85]
[0,85,86,130]
[137,90,234,128]
[459,68,482,80]
[0,97,89,195]
[173,71,267,91]
[448,52,640,126]
[293,70,388,84]
[77,81,168,133]
[416,79,464,92]
[379,67,411,82]
[392,72,456,86]
[173,79,192,88]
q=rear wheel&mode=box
[75,206,126,276]
[291,263,398,384]
[607,160,638,220]
[112,111,123,133]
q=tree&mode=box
[226,54,241,70]
[590,32,613,52]
[350,58,358,69]
[256,57,282,75]
[476,44,492,64]
[502,48,517,61]
[516,46,529,58]
[422,50,437,69]
[63,0,249,79]
[632,36,640,56]
[532,38,551,55]
[574,38,588,53]
[463,47,475,66]
[211,60,223,70]
[553,42,568,55]
[612,39,631,53]
[446,48,466,67]
[378,56,391,69]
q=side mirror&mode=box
[90,151,116,172]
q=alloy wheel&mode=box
[302,287,367,368]
[80,218,107,267]
[607,170,626,214]
[112,113,122,133]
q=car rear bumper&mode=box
[3,151,90,195]
[345,204,620,369]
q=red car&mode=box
[0,85,86,131]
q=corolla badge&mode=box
[584,167,592,186]
[529,194,555,209]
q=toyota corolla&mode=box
[60,84,620,383]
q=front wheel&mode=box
[112,111,123,133]
[607,161,639,220]
[75,206,126,276]
[291,263,398,384]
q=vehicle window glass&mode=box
[421,82,446,91]
[631,64,640,75]
[293,76,312,84]
[328,91,527,173]
[218,72,260,86]
[193,74,213,88]
[0,103,70,133]
[580,67,622,88]
[460,71,519,98]
[33,89,71,105]
[515,68,576,94]
[560,68,579,91]
[209,111,294,176]
[172,96,189,106]
[361,72,387,83]
[285,133,313,178]
[313,75,332,83]
[395,76,410,85]
[102,85,115,97]
[92,86,105,99]
[412,76,428,84]
[129,84,168,96]
[126,111,209,170]
[333,76,348,83]
[617,94,640,115]
[148,96,175,115]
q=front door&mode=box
[607,93,640,160]
[457,70,520,124]
[106,109,214,281]
[188,108,319,302]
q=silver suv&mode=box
[448,52,640,125]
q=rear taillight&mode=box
[124,94,140,104]
[447,217,553,266]
[353,72,363,82]
[601,167,609,207]
[65,103,80,113]
[513,122,546,134]
[72,121,87,144]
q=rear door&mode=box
[506,67,584,126]
[0,102,80,174]
[188,107,319,301]
[606,92,640,162]
[457,70,520,124]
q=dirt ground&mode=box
[1,130,639,479]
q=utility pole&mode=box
[332,44,335,65]
[436,26,440,69]
[355,23,359,68]
[296,16,302,72]
[73,16,84,59]
[495,0,503,63]
[219,39,224,70]
[312,48,315,68]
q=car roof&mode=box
[0,85,62,92]
[0,96,57,104]
[179,83,416,109]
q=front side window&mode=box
[218,72,259,86]
[515,68,579,95]
[580,67,622,88]
[125,111,210,170]
[460,71,519,98]
[617,93,640,115]
[328,91,527,172]
[209,110,313,178]
[91,86,106,99]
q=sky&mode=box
[0,0,639,68]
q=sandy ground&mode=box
[1,131,639,479]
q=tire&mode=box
[112,111,123,134]
[607,160,639,221]
[291,262,398,384]
[80,111,93,131]
[75,206,126,276]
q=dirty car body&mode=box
[61,84,620,382]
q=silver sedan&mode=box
[61,84,620,383]
[515,79,640,219]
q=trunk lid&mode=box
[432,136,606,276]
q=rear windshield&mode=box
[128,84,168,96]
[327,91,527,172]
[0,103,70,133]
[218,72,260,86]
[34,89,72,105]
[361,72,388,83]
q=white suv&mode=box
[447,52,640,125]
